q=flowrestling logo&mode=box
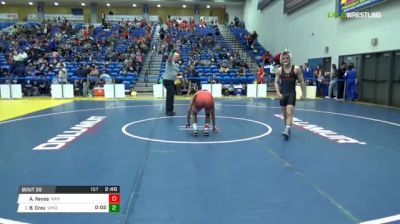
[33,116,106,150]
[274,114,366,145]
[327,11,382,19]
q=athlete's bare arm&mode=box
[186,94,197,127]
[167,48,177,62]
[294,66,306,100]
[274,67,283,99]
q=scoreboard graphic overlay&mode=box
[17,186,120,213]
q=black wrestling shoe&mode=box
[165,111,176,116]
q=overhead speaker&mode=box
[371,38,378,46]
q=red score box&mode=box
[109,194,120,204]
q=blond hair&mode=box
[280,51,292,64]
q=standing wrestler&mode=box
[274,51,306,139]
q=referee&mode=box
[162,49,181,116]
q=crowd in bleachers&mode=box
[228,18,359,100]
[229,25,268,67]
[0,18,154,96]
[158,18,256,96]
[0,15,358,99]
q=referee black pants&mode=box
[163,79,175,113]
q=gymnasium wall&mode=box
[0,6,36,22]
[0,5,225,24]
[97,7,142,23]
[225,5,244,24]
[243,0,400,65]
[148,6,225,23]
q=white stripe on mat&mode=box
[0,218,30,224]
[360,214,400,224]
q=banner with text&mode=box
[105,15,143,22]
[0,13,18,21]
[338,0,386,14]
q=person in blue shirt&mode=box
[303,63,313,85]
[345,63,357,101]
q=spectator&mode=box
[256,64,265,84]
[99,71,112,85]
[337,62,346,101]
[327,64,338,99]
[345,63,357,101]
[303,63,313,85]
[159,27,165,40]
[314,65,323,97]
[237,65,246,77]
[234,16,239,27]
[187,64,200,95]
[219,59,229,73]
[57,63,68,84]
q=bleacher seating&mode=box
[158,25,256,87]
[0,21,156,95]
[229,27,268,66]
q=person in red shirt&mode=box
[273,53,281,64]
[185,90,217,136]
[83,27,90,40]
[256,64,265,84]
[262,51,271,64]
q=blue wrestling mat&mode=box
[0,99,399,224]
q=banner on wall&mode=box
[149,15,159,22]
[201,16,218,23]
[27,14,38,21]
[170,16,193,21]
[0,13,18,20]
[337,0,387,14]
[44,14,84,21]
[170,16,217,23]
[283,0,314,14]
[105,15,143,22]
[258,0,275,10]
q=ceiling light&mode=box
[54,2,58,6]
[1,1,6,5]
[106,3,110,7]
[206,5,210,8]
[28,2,33,6]
[157,4,161,8]
[182,5,186,8]
[81,3,85,6]
[132,4,136,7]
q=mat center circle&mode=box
[121,116,272,144]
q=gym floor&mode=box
[0,98,399,224]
